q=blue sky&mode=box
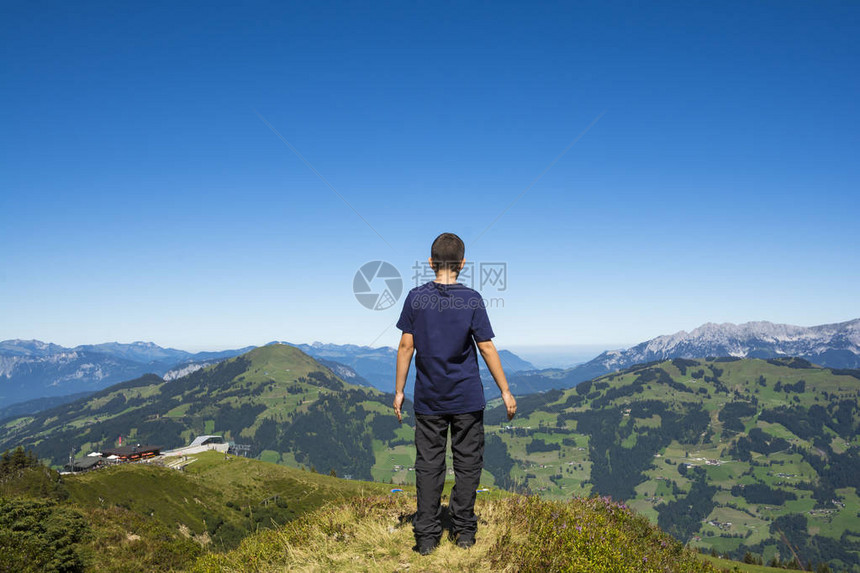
[1,1,858,352]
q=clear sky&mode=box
[1,1,858,352]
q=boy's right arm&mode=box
[393,333,414,422]
[476,339,517,420]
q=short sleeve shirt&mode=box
[396,281,494,415]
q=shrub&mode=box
[0,498,88,573]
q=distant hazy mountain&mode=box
[492,349,537,373]
[507,318,860,394]
[285,342,398,391]
[72,341,192,365]
[0,340,253,406]
[285,341,535,393]
[0,391,95,422]
[310,358,375,388]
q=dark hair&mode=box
[430,233,465,274]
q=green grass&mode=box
[65,462,226,538]
[185,450,395,512]
[700,554,786,572]
[813,487,860,538]
[64,451,397,550]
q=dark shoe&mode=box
[455,533,475,549]
[416,539,438,556]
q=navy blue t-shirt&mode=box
[396,281,494,415]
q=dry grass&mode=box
[193,494,498,572]
[192,494,719,573]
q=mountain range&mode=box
[2,343,859,569]
[0,338,536,413]
[289,340,536,393]
[0,339,254,407]
[507,318,860,394]
[2,317,858,414]
[0,344,403,481]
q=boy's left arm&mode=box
[477,339,517,420]
[393,333,414,422]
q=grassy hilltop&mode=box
[194,493,721,573]
[2,447,771,573]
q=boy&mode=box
[393,232,517,555]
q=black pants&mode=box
[413,410,484,543]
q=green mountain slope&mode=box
[0,344,411,481]
[0,449,397,572]
[481,357,860,570]
[64,450,394,547]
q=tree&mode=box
[0,447,41,478]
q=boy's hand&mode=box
[393,391,405,423]
[394,333,413,423]
[502,390,517,420]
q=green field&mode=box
[480,358,860,570]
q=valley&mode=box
[2,343,859,570]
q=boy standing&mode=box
[393,232,517,555]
